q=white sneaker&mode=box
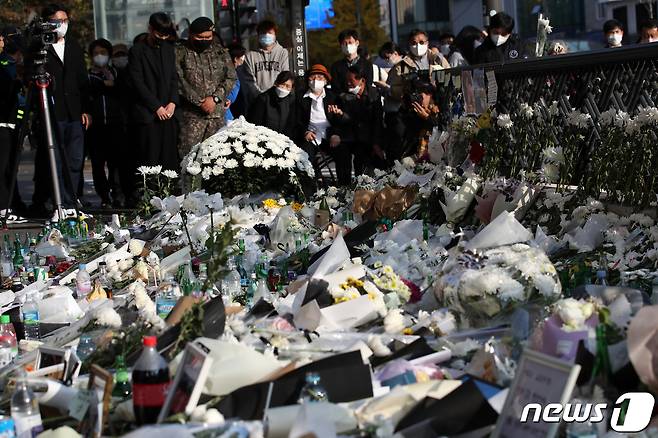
[0,209,28,224]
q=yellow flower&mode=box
[334,296,350,304]
[292,202,303,212]
[403,328,414,335]
[263,198,280,209]
[477,110,492,129]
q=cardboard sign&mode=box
[492,349,581,438]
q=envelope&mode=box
[318,295,380,332]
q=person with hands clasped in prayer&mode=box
[128,12,180,171]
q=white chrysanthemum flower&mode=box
[548,100,560,116]
[496,114,513,129]
[224,158,238,169]
[599,108,617,126]
[566,110,592,129]
[95,306,122,328]
[186,162,202,176]
[519,103,534,119]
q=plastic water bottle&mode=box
[156,275,180,319]
[132,336,171,425]
[254,276,270,304]
[247,272,258,306]
[76,334,95,360]
[297,372,328,403]
[75,263,92,299]
[21,292,40,341]
[0,315,17,362]
[594,270,607,286]
[222,259,242,301]
[11,377,43,438]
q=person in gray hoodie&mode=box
[242,20,290,110]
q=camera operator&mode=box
[398,80,439,161]
[0,27,27,219]
[387,29,448,161]
[29,3,91,216]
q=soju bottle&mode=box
[112,355,132,399]
[12,246,23,273]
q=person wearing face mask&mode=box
[86,38,125,208]
[388,29,449,115]
[27,3,91,215]
[243,20,290,109]
[225,44,247,122]
[128,12,180,177]
[330,29,374,95]
[247,71,296,139]
[0,26,27,220]
[473,12,526,64]
[295,64,346,190]
[399,81,440,161]
[603,19,624,48]
[639,19,658,44]
[335,66,385,182]
[438,33,455,58]
[175,17,237,158]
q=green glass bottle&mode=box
[12,246,23,273]
[112,355,132,399]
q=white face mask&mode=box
[342,43,358,56]
[113,56,128,68]
[473,39,483,49]
[93,54,109,67]
[56,21,68,38]
[490,33,510,47]
[607,33,622,46]
[275,87,290,98]
[309,80,325,93]
[348,84,361,95]
[439,44,451,56]
[410,43,428,57]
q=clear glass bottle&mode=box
[247,272,258,306]
[297,372,328,403]
[11,377,43,438]
[21,291,40,341]
[96,262,113,298]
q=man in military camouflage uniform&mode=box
[176,17,237,156]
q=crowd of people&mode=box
[0,3,657,218]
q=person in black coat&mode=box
[247,70,296,139]
[337,66,385,180]
[473,12,527,64]
[295,64,346,188]
[30,3,91,213]
[86,38,125,208]
[128,12,179,172]
[330,29,373,95]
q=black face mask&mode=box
[192,39,212,52]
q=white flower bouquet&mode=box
[434,243,562,327]
[181,117,315,198]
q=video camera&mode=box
[401,70,433,109]
[24,17,59,47]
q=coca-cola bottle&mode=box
[132,336,171,425]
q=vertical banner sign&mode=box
[291,0,308,77]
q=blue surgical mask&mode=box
[259,33,276,47]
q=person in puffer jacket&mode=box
[242,20,290,111]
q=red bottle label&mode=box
[132,382,171,407]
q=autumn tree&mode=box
[307,0,388,66]
[1,0,94,48]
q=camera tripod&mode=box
[2,48,80,227]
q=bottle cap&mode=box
[0,315,9,324]
[79,263,86,270]
[143,336,157,347]
[99,261,106,266]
